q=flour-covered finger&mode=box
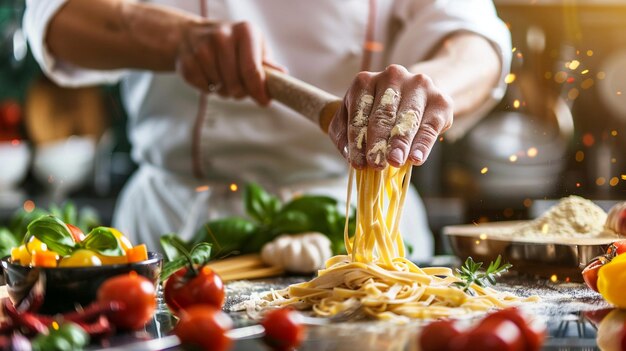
[346,72,376,168]
[366,65,407,169]
[409,91,453,165]
[386,75,428,167]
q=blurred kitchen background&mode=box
[1,0,625,254]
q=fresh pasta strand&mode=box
[259,164,538,321]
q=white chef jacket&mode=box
[24,0,511,260]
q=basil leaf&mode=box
[161,243,212,281]
[81,227,124,256]
[280,195,339,234]
[280,195,355,254]
[240,230,276,254]
[244,183,280,224]
[160,233,192,261]
[193,217,258,258]
[26,215,76,256]
[271,210,310,235]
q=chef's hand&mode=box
[328,64,454,169]
[176,21,280,106]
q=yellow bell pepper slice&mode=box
[597,253,626,308]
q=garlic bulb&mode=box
[261,232,332,273]
[606,201,626,236]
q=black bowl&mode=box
[1,252,162,315]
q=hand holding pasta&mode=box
[328,65,454,169]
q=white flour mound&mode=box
[508,196,608,238]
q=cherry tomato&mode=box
[419,319,462,351]
[59,249,102,267]
[452,317,525,351]
[66,224,86,242]
[164,265,225,313]
[174,305,233,351]
[582,257,606,292]
[261,308,306,351]
[607,240,626,257]
[97,272,156,330]
[479,308,546,351]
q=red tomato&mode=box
[174,305,233,351]
[97,272,156,330]
[261,308,306,351]
[479,308,546,351]
[582,257,605,292]
[164,265,225,313]
[607,240,626,257]
[66,223,86,242]
[452,317,525,351]
[419,319,462,351]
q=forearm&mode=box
[46,0,202,71]
[408,32,502,118]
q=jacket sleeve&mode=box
[390,0,512,140]
[23,0,126,87]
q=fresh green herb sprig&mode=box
[453,255,512,295]
[160,235,212,281]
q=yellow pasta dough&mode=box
[261,165,536,321]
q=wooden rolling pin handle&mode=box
[264,67,342,133]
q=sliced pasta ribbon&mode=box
[259,165,537,321]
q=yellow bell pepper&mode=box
[11,238,51,266]
[597,253,626,308]
[11,245,31,265]
[96,253,128,265]
[100,227,133,252]
[25,237,48,254]
[59,250,103,267]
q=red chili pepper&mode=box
[62,301,124,323]
[2,300,49,336]
[75,315,113,339]
[1,298,122,340]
